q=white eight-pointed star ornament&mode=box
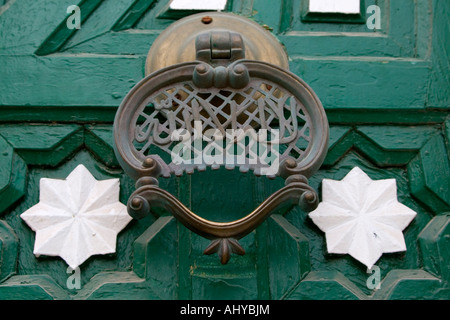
[309,167,417,269]
[21,165,132,269]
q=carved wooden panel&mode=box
[0,0,448,300]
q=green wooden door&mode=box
[0,0,448,300]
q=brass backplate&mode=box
[145,12,289,75]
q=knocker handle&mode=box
[114,21,329,264]
[126,158,319,264]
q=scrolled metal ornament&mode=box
[114,15,329,264]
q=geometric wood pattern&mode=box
[0,0,448,118]
[0,123,448,299]
[0,0,448,300]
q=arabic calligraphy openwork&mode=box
[132,79,311,177]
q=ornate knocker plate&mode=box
[114,13,329,264]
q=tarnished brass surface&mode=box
[145,12,289,75]
[116,17,329,264]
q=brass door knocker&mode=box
[114,12,329,264]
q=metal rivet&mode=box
[234,64,245,74]
[201,16,213,24]
[304,192,315,202]
[131,197,142,208]
[196,64,208,74]
[143,157,154,168]
[285,158,297,168]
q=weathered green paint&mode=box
[371,270,442,300]
[35,0,104,56]
[0,0,448,300]
[408,134,450,214]
[267,215,310,300]
[0,275,71,300]
[133,216,178,299]
[286,271,367,300]
[426,0,450,108]
[0,220,18,283]
[0,124,84,167]
[112,0,158,31]
[418,214,450,283]
[84,125,119,168]
[0,54,145,107]
[0,136,27,215]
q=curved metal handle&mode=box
[113,60,329,180]
[127,159,318,264]
[113,27,329,264]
